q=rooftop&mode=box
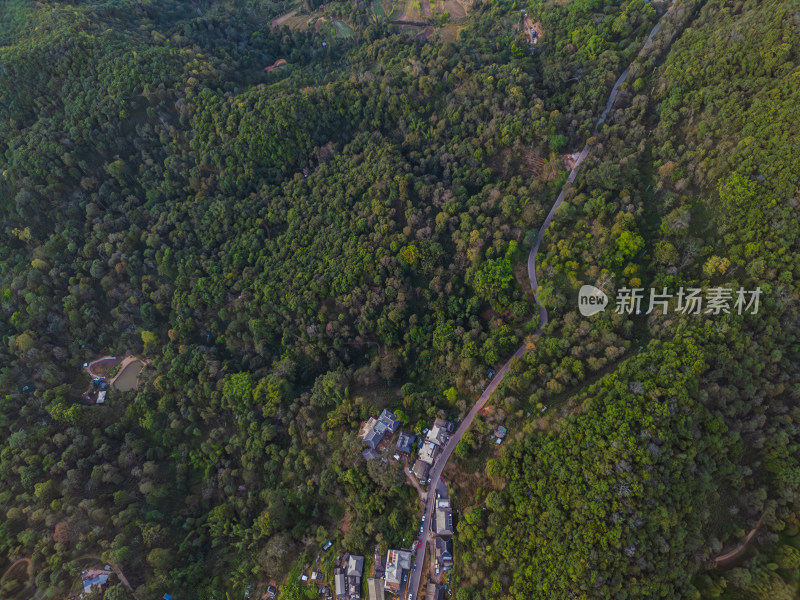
[82,573,109,594]
[366,577,385,600]
[395,432,416,453]
[435,502,453,536]
[347,555,364,577]
[384,549,412,589]
[379,409,400,432]
[412,459,430,481]
[419,441,439,465]
[426,424,447,446]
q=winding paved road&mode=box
[406,5,674,599]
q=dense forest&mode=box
[1,0,798,599]
[450,0,800,599]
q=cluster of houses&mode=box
[411,418,453,483]
[310,546,419,600]
[299,569,331,598]
[359,409,402,461]
[81,377,109,405]
[342,411,457,598]
[358,409,456,487]
[431,487,454,576]
[334,554,364,600]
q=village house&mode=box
[433,417,452,432]
[383,549,412,595]
[378,409,400,433]
[395,432,415,454]
[347,554,364,599]
[81,568,110,594]
[366,577,385,600]
[434,537,453,571]
[412,458,430,481]
[426,583,443,600]
[434,498,453,537]
[360,410,400,450]
[335,568,347,599]
[418,441,439,465]
[362,448,379,461]
[494,425,507,441]
[426,423,448,446]
[360,417,387,449]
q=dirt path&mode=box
[85,356,120,379]
[0,557,32,583]
[714,522,760,567]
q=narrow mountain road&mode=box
[407,5,674,599]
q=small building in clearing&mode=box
[81,569,110,594]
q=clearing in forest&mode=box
[332,20,354,38]
[373,0,399,20]
[522,14,544,45]
[432,0,470,21]
[271,10,297,27]
[397,0,426,22]
[437,23,464,42]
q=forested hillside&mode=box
[452,1,800,599]
[1,0,798,599]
